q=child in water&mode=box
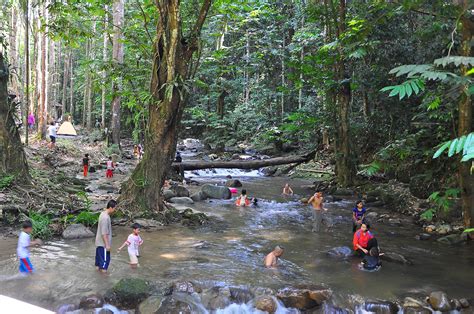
[17,221,43,274]
[83,154,90,177]
[106,157,115,178]
[236,189,251,207]
[117,223,144,268]
[361,247,381,271]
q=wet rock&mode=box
[366,212,378,220]
[181,208,209,226]
[364,301,399,313]
[327,246,352,258]
[388,218,402,225]
[133,219,161,229]
[163,189,176,201]
[436,224,452,235]
[62,224,94,239]
[201,184,231,200]
[333,188,354,197]
[138,296,162,314]
[190,191,208,202]
[416,233,431,241]
[230,287,255,304]
[201,286,232,310]
[437,234,464,245]
[403,306,431,314]
[97,309,113,314]
[170,281,201,294]
[156,296,192,314]
[300,198,309,204]
[57,303,78,314]
[428,291,451,312]
[255,296,277,314]
[425,225,436,233]
[452,299,463,310]
[225,179,242,188]
[169,197,194,205]
[276,286,331,310]
[380,252,413,265]
[79,294,104,309]
[261,166,278,177]
[460,298,470,308]
[105,278,151,309]
[170,185,190,197]
[403,297,426,309]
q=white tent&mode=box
[57,121,77,136]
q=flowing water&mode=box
[1,173,473,312]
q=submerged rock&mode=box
[428,291,451,312]
[201,184,231,200]
[169,197,194,205]
[190,191,208,202]
[436,224,452,235]
[133,218,161,229]
[327,246,352,258]
[79,294,104,309]
[62,224,94,239]
[201,286,232,310]
[437,234,464,245]
[163,189,176,201]
[225,179,242,188]
[105,278,151,309]
[170,185,190,197]
[255,296,277,314]
[380,252,413,265]
[459,298,470,308]
[57,303,78,314]
[363,301,399,314]
[138,296,162,314]
[156,296,193,314]
[276,286,331,310]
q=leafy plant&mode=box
[420,189,460,221]
[74,211,100,227]
[433,132,474,162]
[104,144,121,156]
[357,161,382,176]
[28,212,53,240]
[76,191,93,211]
[0,175,15,189]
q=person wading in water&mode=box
[307,192,326,232]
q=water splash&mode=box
[186,168,262,178]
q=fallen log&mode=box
[172,150,317,171]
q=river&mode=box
[0,173,473,312]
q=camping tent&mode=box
[57,121,77,136]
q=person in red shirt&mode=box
[353,223,377,256]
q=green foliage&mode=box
[433,133,474,162]
[421,189,460,221]
[380,79,425,100]
[0,175,15,189]
[463,228,474,234]
[74,211,100,227]
[76,191,92,211]
[104,144,121,157]
[28,212,53,240]
[357,161,382,177]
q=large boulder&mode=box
[105,278,151,309]
[428,291,451,312]
[437,234,464,245]
[276,286,331,310]
[363,301,399,314]
[170,185,190,197]
[181,208,209,226]
[201,286,232,310]
[156,296,193,314]
[225,179,242,188]
[436,224,452,235]
[133,219,161,229]
[62,224,94,239]
[138,296,162,314]
[201,184,232,200]
[190,191,208,202]
[79,294,104,309]
[169,197,194,205]
[163,189,176,201]
[327,246,352,258]
[381,252,413,265]
[255,296,277,314]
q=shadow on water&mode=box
[0,174,473,311]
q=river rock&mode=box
[229,287,255,304]
[403,306,431,314]
[437,234,464,245]
[436,224,452,235]
[190,191,208,202]
[428,291,451,311]
[300,198,308,204]
[79,294,104,309]
[201,184,231,199]
[57,304,78,314]
[170,281,201,294]
[452,299,463,310]
[138,296,162,314]
[327,246,352,258]
[133,218,160,229]
[225,179,242,187]
[366,212,378,220]
[105,278,151,309]
[255,296,277,314]
[169,197,194,204]
[62,224,94,239]
[425,225,436,233]
[364,301,399,313]
[459,298,470,308]
[163,189,176,200]
[170,185,190,197]
[416,233,431,241]
[201,286,232,310]
[388,218,402,225]
[381,252,413,265]
[157,296,193,314]
[333,188,354,196]
[276,286,331,310]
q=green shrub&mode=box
[0,175,15,189]
[74,211,100,227]
[28,212,53,240]
[76,191,92,211]
[104,144,121,156]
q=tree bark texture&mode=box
[120,0,212,213]
[110,0,124,145]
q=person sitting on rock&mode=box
[282,183,294,196]
[352,200,367,233]
[235,189,251,207]
[264,245,284,268]
[353,223,376,257]
[361,247,381,271]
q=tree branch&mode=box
[192,0,212,37]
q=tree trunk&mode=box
[172,151,316,171]
[47,38,55,119]
[280,29,285,117]
[217,90,228,119]
[38,2,48,139]
[458,4,473,227]
[61,49,69,115]
[9,5,20,98]
[243,30,250,106]
[0,52,29,181]
[23,0,30,145]
[101,6,109,129]
[110,0,124,145]
[121,0,211,213]
[334,0,355,187]
[69,56,74,118]
[298,0,305,110]
[86,22,96,129]
[82,40,90,126]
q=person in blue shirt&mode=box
[352,200,367,233]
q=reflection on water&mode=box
[0,176,473,311]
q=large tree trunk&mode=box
[38,2,48,139]
[172,151,316,171]
[101,6,109,129]
[23,0,30,145]
[458,3,473,228]
[110,0,124,146]
[82,40,90,126]
[216,90,228,119]
[61,49,69,115]
[9,5,20,98]
[0,52,29,181]
[86,22,96,129]
[69,56,74,118]
[120,0,211,213]
[334,0,355,187]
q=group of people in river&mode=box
[263,185,382,271]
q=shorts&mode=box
[50,135,56,143]
[128,252,138,264]
[19,257,34,273]
[95,246,111,270]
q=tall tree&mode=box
[22,0,30,145]
[101,5,109,129]
[0,52,29,181]
[121,0,212,212]
[61,49,69,115]
[110,0,124,145]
